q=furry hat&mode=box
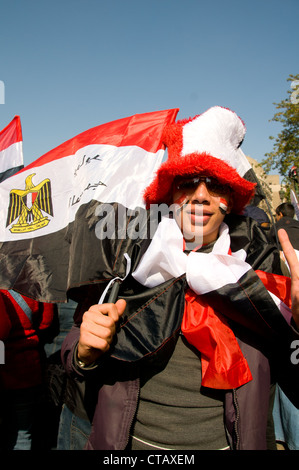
[144,106,256,213]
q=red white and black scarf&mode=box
[131,217,292,389]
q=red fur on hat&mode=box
[144,112,256,214]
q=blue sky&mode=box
[0,0,298,173]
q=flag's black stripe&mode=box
[0,201,150,303]
[0,165,23,183]
[201,268,293,341]
[243,168,266,205]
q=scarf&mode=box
[132,217,291,389]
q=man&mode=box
[62,107,299,450]
[270,202,299,253]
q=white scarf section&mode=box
[132,217,249,291]
[132,217,292,323]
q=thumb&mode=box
[115,298,127,317]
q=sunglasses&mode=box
[174,176,231,195]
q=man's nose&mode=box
[190,182,210,202]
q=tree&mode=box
[261,74,299,189]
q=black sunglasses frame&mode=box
[174,175,232,195]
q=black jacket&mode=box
[270,216,299,250]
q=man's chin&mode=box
[183,232,204,250]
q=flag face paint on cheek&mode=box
[219,198,228,214]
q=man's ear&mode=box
[276,212,283,220]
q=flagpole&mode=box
[107,279,121,303]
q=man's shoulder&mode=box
[276,217,299,250]
[277,217,299,229]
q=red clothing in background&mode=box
[0,290,56,390]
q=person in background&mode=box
[243,204,291,275]
[270,202,299,259]
[43,298,78,450]
[0,289,57,450]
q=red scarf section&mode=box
[181,271,292,390]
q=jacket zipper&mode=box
[232,388,240,450]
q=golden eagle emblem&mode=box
[6,173,53,233]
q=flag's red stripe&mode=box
[0,116,22,152]
[256,270,292,308]
[19,109,179,173]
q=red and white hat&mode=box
[144,106,256,213]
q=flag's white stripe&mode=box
[186,249,251,295]
[267,291,292,325]
[0,142,23,173]
[281,248,299,273]
[0,143,164,241]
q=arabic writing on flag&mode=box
[0,109,178,302]
[0,116,23,183]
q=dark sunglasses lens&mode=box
[206,178,229,194]
[176,177,199,190]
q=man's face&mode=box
[172,175,232,248]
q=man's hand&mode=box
[77,299,126,366]
[278,228,299,328]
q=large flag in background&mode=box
[0,116,24,182]
[0,109,178,302]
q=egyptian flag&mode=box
[228,138,266,206]
[0,116,24,182]
[0,109,178,302]
[242,169,267,205]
